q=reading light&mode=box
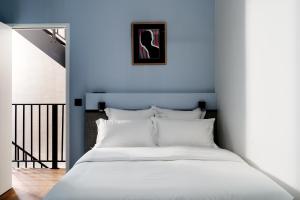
[98,102,106,111]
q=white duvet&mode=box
[45,147,293,200]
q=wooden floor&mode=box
[0,168,65,200]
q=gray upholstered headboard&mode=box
[84,92,217,152]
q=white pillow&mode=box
[152,106,205,120]
[105,107,155,120]
[95,119,156,147]
[154,118,215,147]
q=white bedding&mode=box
[45,147,293,200]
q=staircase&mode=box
[12,141,48,168]
[16,29,66,67]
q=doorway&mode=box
[9,23,69,199]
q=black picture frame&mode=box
[131,22,167,65]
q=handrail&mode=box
[12,141,48,168]
[44,29,66,46]
[12,103,65,105]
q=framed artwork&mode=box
[131,22,167,65]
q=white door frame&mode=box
[10,23,71,170]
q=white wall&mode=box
[0,22,12,195]
[215,0,300,199]
[12,30,66,104]
[215,0,247,155]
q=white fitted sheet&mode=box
[45,147,293,200]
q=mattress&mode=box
[44,146,293,200]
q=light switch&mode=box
[74,99,82,106]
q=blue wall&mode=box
[0,0,215,166]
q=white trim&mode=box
[10,23,71,171]
[9,23,68,29]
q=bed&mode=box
[44,93,293,200]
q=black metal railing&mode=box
[44,29,66,45]
[12,104,66,169]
